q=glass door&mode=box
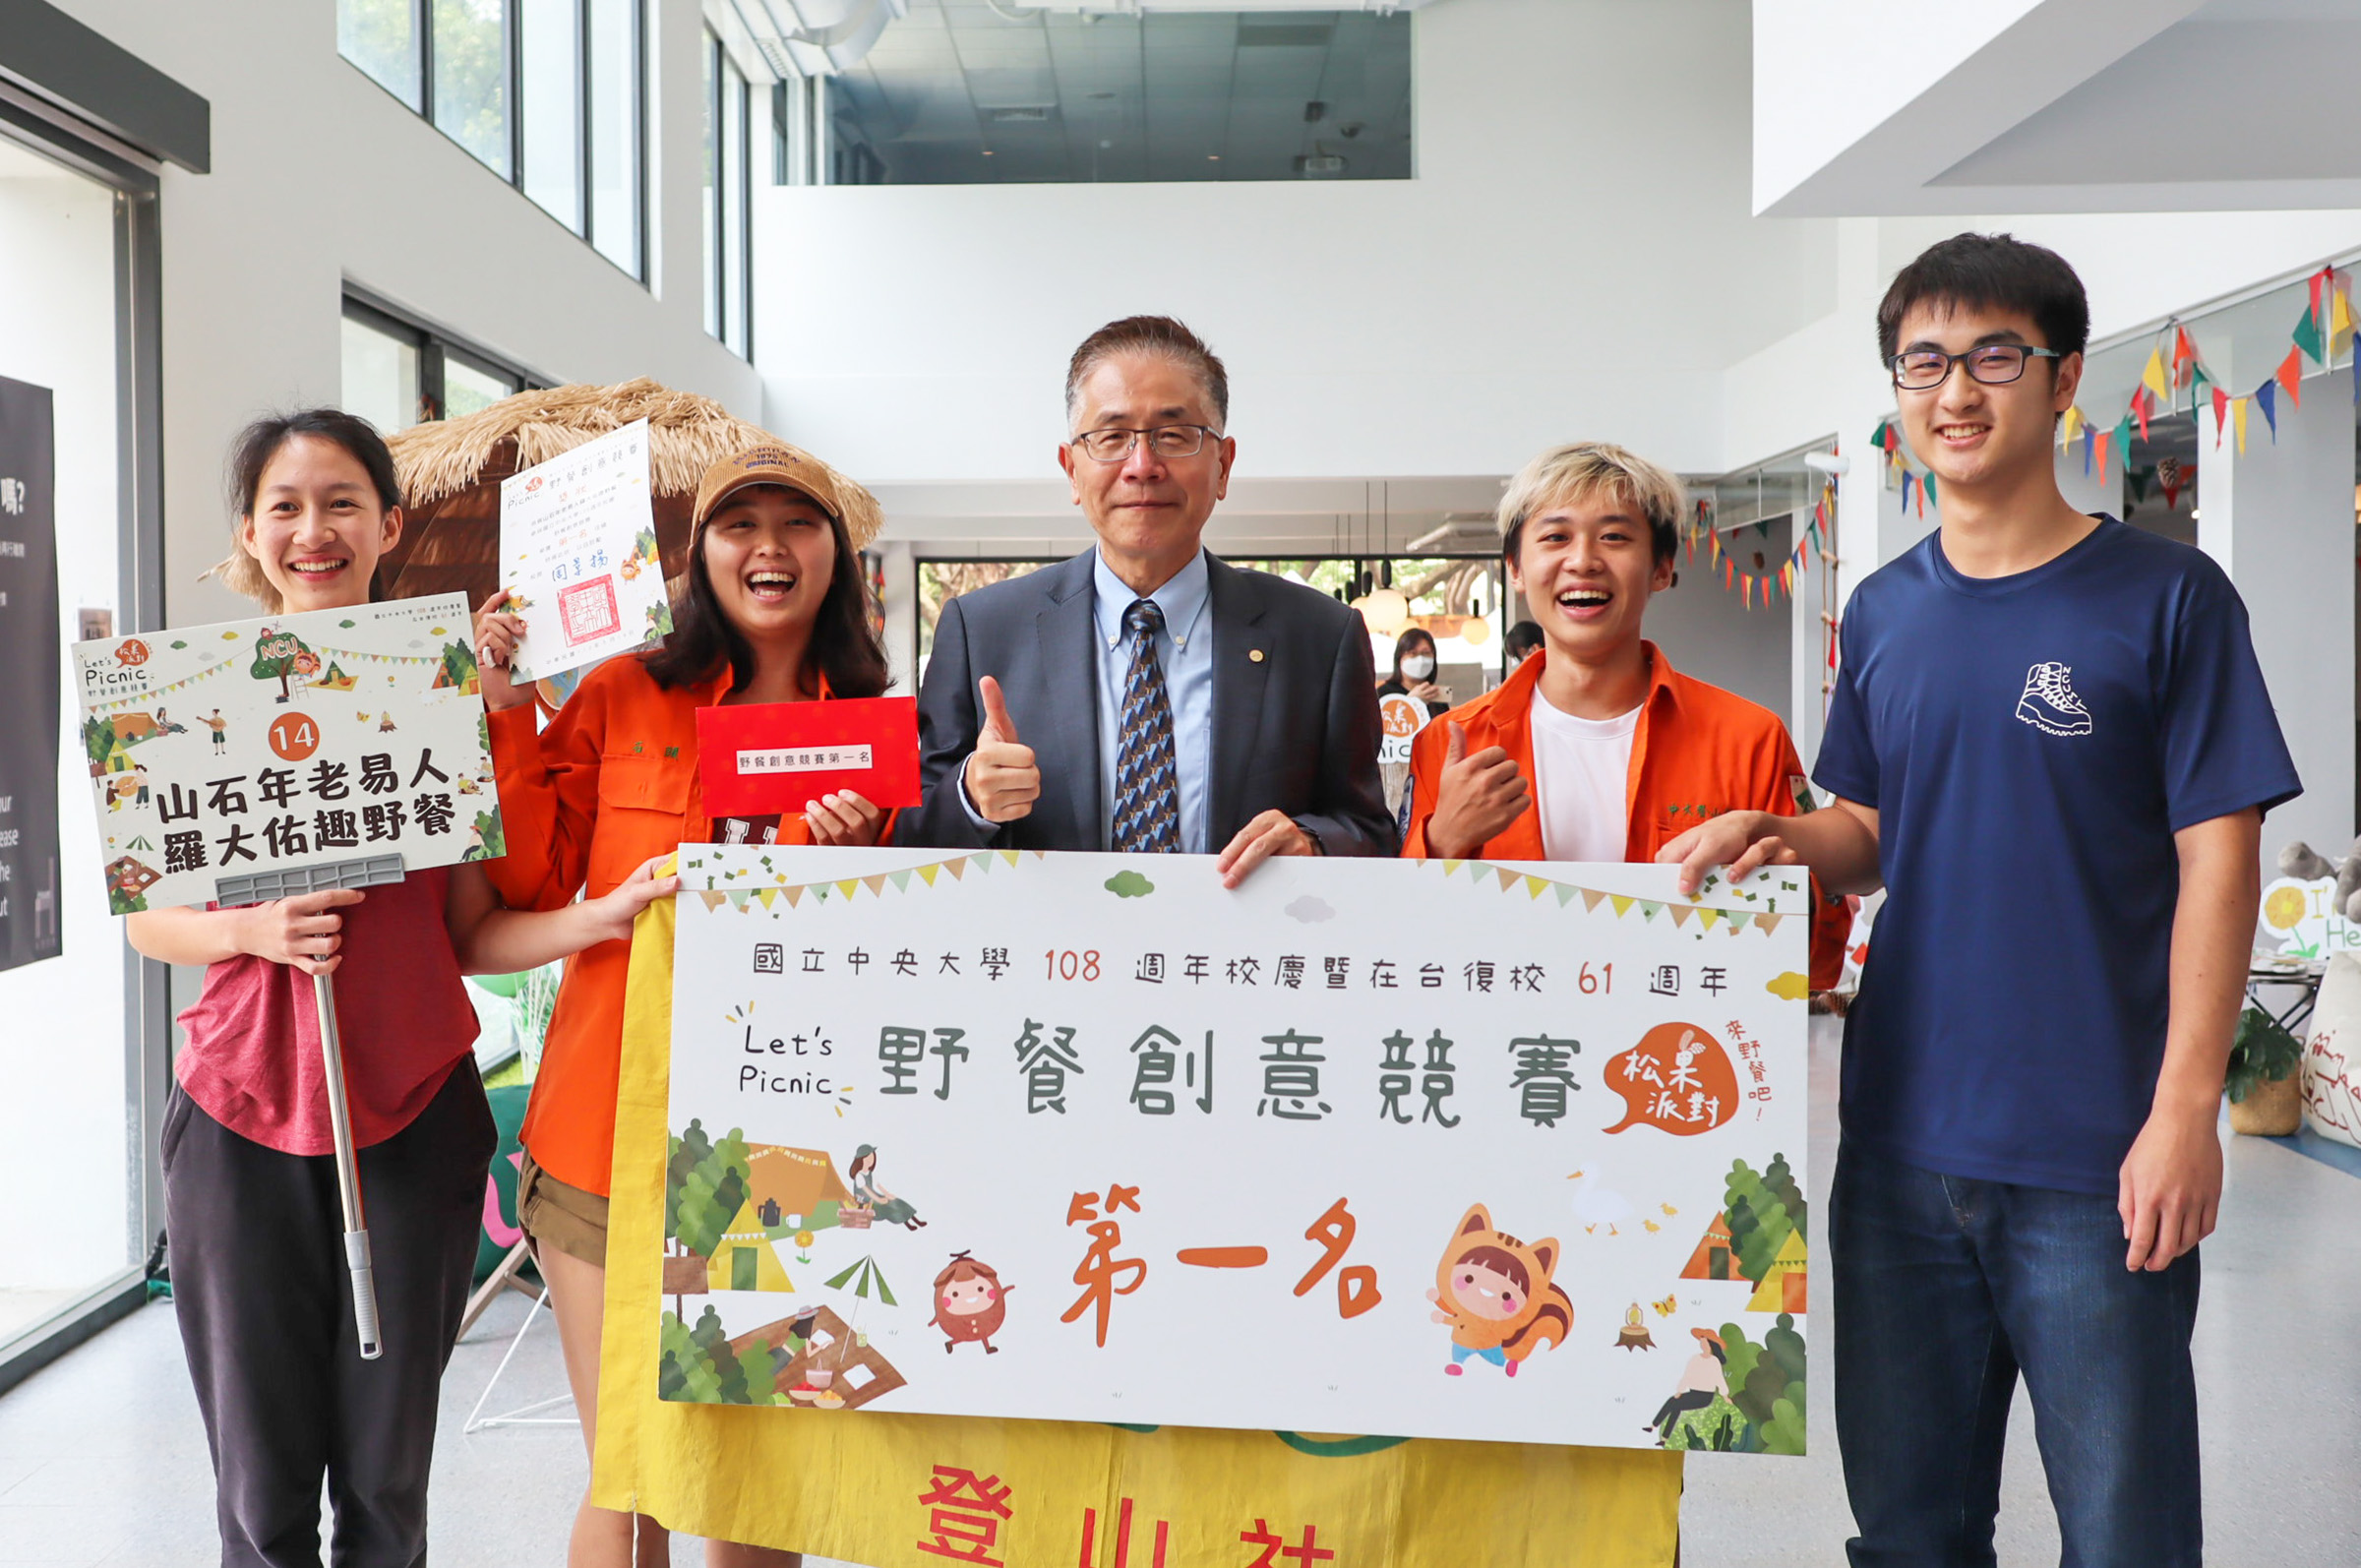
[0,110,168,1388]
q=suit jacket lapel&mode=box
[1206,555,1270,842]
[1036,552,1103,850]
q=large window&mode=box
[703,30,752,358]
[340,295,540,433]
[796,4,1414,186]
[337,0,646,278]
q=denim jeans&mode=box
[1831,1141,2202,1568]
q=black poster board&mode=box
[0,376,61,971]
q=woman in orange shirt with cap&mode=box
[473,443,889,1568]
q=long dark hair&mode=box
[640,489,889,698]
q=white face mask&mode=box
[1401,654,1436,680]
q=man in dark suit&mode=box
[898,315,1390,882]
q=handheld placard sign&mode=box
[694,695,921,817]
[74,593,503,1366]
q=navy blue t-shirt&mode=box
[1815,517,2299,1194]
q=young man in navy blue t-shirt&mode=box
[1664,233,2298,1566]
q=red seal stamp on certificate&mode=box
[558,575,621,645]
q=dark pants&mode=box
[164,1060,496,1568]
[1832,1141,2203,1568]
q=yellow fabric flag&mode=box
[592,896,1684,1567]
[2060,405,2085,446]
[2141,348,2170,402]
[2233,396,2250,455]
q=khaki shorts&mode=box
[516,1148,608,1268]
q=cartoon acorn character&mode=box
[1425,1203,1571,1378]
[928,1252,1013,1356]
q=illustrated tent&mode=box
[743,1144,853,1229]
[1747,1227,1808,1313]
[1678,1211,1740,1282]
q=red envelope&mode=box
[696,696,922,815]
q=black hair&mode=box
[1502,620,1545,660]
[1390,626,1436,680]
[1876,232,2089,365]
[227,407,401,517]
[638,486,890,700]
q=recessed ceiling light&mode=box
[982,149,994,156]
[1207,153,1220,160]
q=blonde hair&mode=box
[1495,442,1684,564]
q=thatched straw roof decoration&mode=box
[385,376,883,547]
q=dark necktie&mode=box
[1111,598,1181,853]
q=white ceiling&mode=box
[1756,0,2361,214]
[825,2,1415,183]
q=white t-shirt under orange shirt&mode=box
[1527,686,1639,863]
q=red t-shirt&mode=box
[173,866,481,1156]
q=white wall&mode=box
[49,0,760,628]
[756,0,1836,502]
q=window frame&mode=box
[704,29,754,360]
[338,0,647,282]
[341,290,547,429]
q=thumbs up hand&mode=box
[962,675,1041,823]
[1423,721,1530,860]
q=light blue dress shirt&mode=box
[1090,547,1214,853]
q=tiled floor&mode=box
[3,1019,2357,1566]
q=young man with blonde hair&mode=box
[1403,442,1846,991]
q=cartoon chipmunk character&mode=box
[1425,1204,1571,1378]
[928,1252,1013,1355]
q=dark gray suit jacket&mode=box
[896,550,1392,856]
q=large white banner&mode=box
[72,593,500,911]
[660,847,1812,1455]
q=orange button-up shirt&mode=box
[1402,643,1849,992]
[487,655,878,1196]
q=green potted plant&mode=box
[2225,1005,2304,1136]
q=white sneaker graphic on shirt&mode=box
[2016,661,2092,737]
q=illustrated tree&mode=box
[690,1304,750,1404]
[1764,1151,1808,1235]
[250,629,314,703]
[82,714,117,771]
[670,1123,753,1261]
[1725,1160,1794,1284]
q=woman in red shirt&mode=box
[473,443,890,1568]
[127,409,676,1568]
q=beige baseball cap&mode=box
[693,443,845,529]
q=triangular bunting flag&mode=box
[1440,860,1463,875]
[2060,404,2084,445]
[2092,430,2110,479]
[2082,426,2094,474]
[699,891,728,911]
[1553,884,1578,907]
[757,887,777,908]
[2133,387,2150,445]
[1524,875,1549,899]
[942,858,965,880]
[863,874,888,895]
[1639,900,1663,921]
[2141,347,2169,401]
[1609,894,1635,918]
[1755,913,1782,935]
[2294,297,2325,366]
[1698,908,1720,931]
[783,885,804,907]
[1497,868,1519,891]
[2234,396,2250,453]
[2334,284,2354,340]
[1581,888,1606,912]
[836,880,860,899]
[1669,905,1691,928]
[1725,911,1751,933]
[999,850,1020,866]
[890,870,912,891]
[2256,381,2277,441]
[917,863,939,885]
[2275,345,2304,408]
[2211,386,2230,444]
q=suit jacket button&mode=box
[1248,649,1264,662]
